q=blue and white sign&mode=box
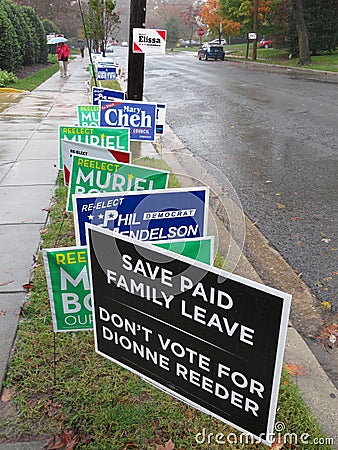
[99,100,157,142]
[73,187,209,246]
[156,103,166,135]
[97,65,117,80]
[92,87,125,105]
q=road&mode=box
[139,51,338,315]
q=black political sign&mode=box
[86,224,291,445]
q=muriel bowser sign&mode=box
[86,226,291,445]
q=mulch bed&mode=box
[14,63,50,80]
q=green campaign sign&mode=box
[43,239,214,332]
[66,155,170,212]
[43,247,92,332]
[58,125,130,170]
[154,236,214,265]
[77,105,100,127]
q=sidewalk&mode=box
[0,55,90,390]
[0,55,337,449]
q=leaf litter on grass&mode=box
[0,164,335,449]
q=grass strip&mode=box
[0,156,333,449]
[10,64,60,91]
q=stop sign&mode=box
[198,28,205,38]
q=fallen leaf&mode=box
[44,399,61,417]
[44,431,78,450]
[320,301,332,310]
[284,363,306,377]
[271,440,284,449]
[156,439,175,450]
[122,443,137,449]
[1,388,15,403]
[22,282,33,290]
[0,309,6,316]
[276,202,286,209]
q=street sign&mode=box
[248,33,257,40]
[66,155,170,212]
[99,100,157,142]
[133,28,166,54]
[43,246,92,332]
[61,140,131,186]
[92,87,125,105]
[86,227,291,445]
[198,28,205,38]
[73,187,209,246]
[58,126,130,170]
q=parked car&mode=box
[208,38,227,46]
[259,39,273,48]
[198,44,225,61]
[179,39,200,48]
[105,44,115,53]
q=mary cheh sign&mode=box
[86,226,291,445]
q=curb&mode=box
[223,57,338,83]
[0,88,27,93]
[152,127,338,447]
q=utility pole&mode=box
[252,0,258,61]
[127,0,147,100]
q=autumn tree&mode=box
[85,0,120,55]
[200,0,241,38]
[218,0,285,37]
[180,3,201,43]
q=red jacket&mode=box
[56,43,70,61]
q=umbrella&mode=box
[48,36,68,44]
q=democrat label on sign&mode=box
[86,227,291,445]
[155,236,214,266]
[73,187,209,246]
[92,87,125,105]
[61,140,131,186]
[66,155,169,212]
[133,28,166,54]
[99,100,157,142]
[43,246,92,332]
[58,126,130,170]
[77,106,99,127]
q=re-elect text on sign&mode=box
[73,187,209,246]
[99,100,157,142]
[59,125,130,170]
[61,140,131,186]
[86,227,291,445]
[66,155,169,212]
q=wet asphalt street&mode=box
[139,51,338,323]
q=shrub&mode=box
[0,68,18,87]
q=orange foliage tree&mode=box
[200,0,241,37]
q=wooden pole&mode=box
[127,0,147,100]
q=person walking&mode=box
[56,42,70,77]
